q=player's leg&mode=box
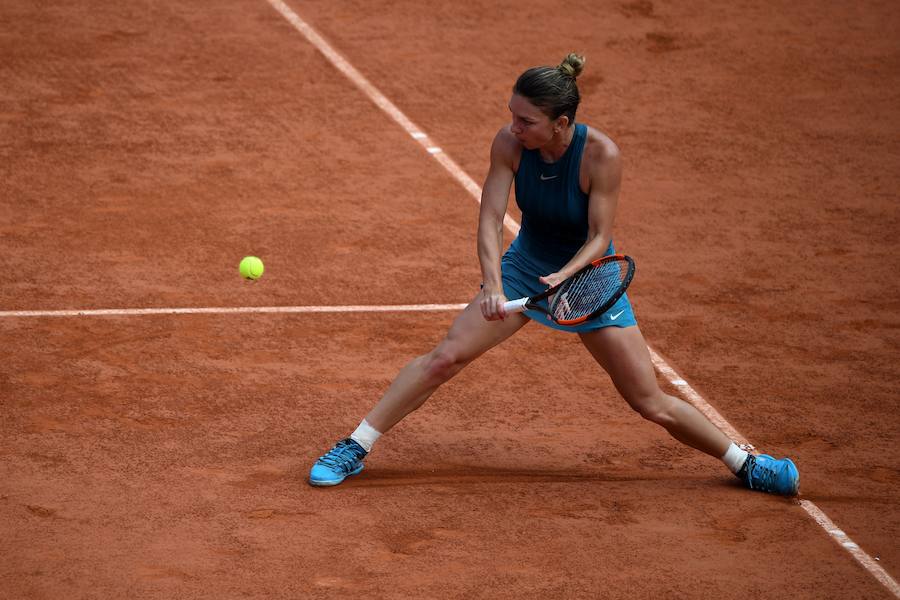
[579,325,799,495]
[309,295,528,486]
[579,325,731,458]
[364,297,528,432]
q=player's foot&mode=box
[737,454,799,496]
[309,438,367,487]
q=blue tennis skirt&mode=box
[500,237,637,333]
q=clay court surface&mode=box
[2,1,899,598]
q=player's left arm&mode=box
[540,136,622,287]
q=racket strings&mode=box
[551,260,625,321]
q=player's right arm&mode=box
[477,126,518,321]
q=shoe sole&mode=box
[308,463,364,487]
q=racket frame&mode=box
[503,254,635,326]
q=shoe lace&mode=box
[749,458,778,490]
[317,439,364,474]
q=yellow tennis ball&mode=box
[239,256,264,280]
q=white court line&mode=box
[648,347,755,453]
[801,500,899,595]
[265,0,521,236]
[0,304,468,318]
[265,1,900,595]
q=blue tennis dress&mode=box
[501,123,637,332]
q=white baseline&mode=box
[0,304,468,318]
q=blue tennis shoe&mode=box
[738,454,799,496]
[309,438,367,486]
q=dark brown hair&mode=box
[512,53,585,123]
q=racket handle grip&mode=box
[503,298,529,314]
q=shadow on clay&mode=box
[333,464,718,489]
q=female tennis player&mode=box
[309,54,799,496]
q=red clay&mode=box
[1,0,898,598]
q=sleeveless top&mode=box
[513,123,591,268]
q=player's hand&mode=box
[480,286,508,321]
[539,272,566,288]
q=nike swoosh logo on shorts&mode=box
[540,174,558,181]
[609,310,625,321]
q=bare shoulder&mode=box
[581,125,621,193]
[583,125,621,168]
[490,124,522,168]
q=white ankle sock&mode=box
[350,419,381,453]
[722,443,749,474]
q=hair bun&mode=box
[558,53,586,79]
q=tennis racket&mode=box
[502,254,635,326]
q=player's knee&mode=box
[422,346,466,384]
[629,393,677,427]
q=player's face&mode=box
[508,93,558,149]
